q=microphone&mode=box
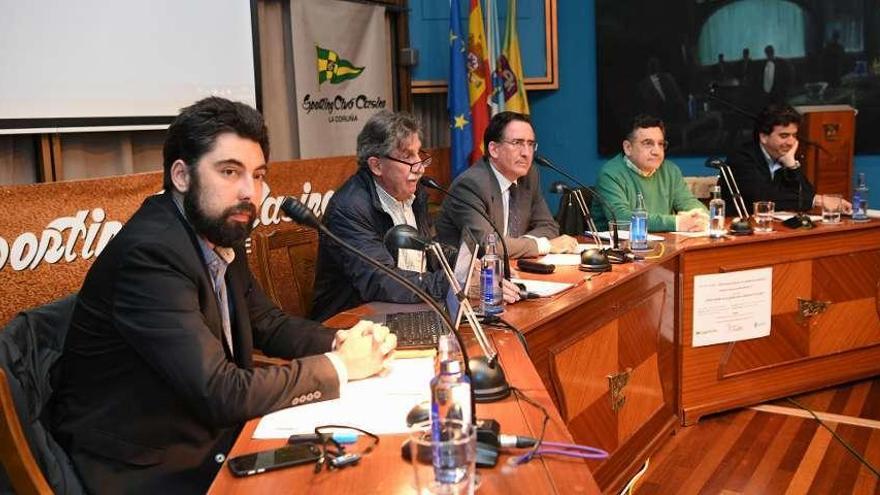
[548,180,605,252]
[781,169,814,229]
[705,157,753,235]
[419,176,512,282]
[381,222,511,402]
[533,155,624,270]
[280,197,476,418]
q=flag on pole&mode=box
[499,0,530,114]
[485,0,505,115]
[448,0,473,179]
[466,0,491,164]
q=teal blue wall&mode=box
[411,0,879,205]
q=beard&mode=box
[184,176,257,248]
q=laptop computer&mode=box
[384,227,480,349]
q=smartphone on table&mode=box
[227,443,322,477]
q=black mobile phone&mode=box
[227,443,322,477]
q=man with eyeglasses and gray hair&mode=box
[436,111,578,258]
[593,114,707,232]
[312,110,521,321]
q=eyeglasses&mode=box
[634,139,669,150]
[383,151,432,171]
[499,139,539,152]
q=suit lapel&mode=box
[225,256,253,368]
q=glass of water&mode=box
[822,194,842,224]
[753,201,775,232]
[409,419,476,494]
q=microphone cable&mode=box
[505,387,609,466]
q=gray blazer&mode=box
[436,159,559,258]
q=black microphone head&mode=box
[549,180,570,194]
[280,196,320,229]
[705,157,725,169]
[419,176,442,190]
[384,224,429,252]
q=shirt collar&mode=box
[488,161,516,192]
[624,155,658,178]
[373,179,415,209]
[172,192,236,264]
[759,144,777,166]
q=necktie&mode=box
[507,183,521,238]
[207,257,234,358]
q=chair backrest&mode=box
[0,367,52,495]
[555,187,595,236]
[252,225,320,317]
[0,294,82,494]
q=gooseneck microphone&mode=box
[419,176,512,281]
[280,196,478,417]
[534,155,626,268]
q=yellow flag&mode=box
[499,0,529,114]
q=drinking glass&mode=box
[753,201,775,233]
[822,194,842,224]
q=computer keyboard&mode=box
[384,310,448,349]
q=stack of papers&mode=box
[510,277,574,297]
[253,357,434,438]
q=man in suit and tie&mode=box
[50,97,396,494]
[436,111,578,258]
[725,103,852,213]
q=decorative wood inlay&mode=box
[607,368,631,412]
[797,297,831,322]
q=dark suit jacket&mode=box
[435,159,559,258]
[724,138,815,213]
[311,167,449,322]
[50,192,338,494]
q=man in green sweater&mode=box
[594,115,707,232]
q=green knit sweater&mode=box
[592,153,706,232]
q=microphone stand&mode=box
[534,155,627,263]
[550,181,603,248]
[426,241,509,401]
[384,224,510,402]
[420,177,512,281]
[706,158,751,220]
[781,170,814,229]
[279,197,481,420]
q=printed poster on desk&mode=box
[290,0,392,158]
[692,267,772,347]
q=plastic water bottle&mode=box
[430,360,472,424]
[630,192,649,250]
[430,360,472,484]
[708,185,726,238]
[480,234,503,315]
[852,172,869,222]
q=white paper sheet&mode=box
[511,278,574,297]
[253,357,434,438]
[593,231,664,242]
[692,267,772,347]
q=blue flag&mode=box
[448,0,472,179]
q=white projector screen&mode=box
[0,0,258,133]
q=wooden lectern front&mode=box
[794,105,856,199]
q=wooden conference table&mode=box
[211,217,880,494]
[208,307,602,494]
